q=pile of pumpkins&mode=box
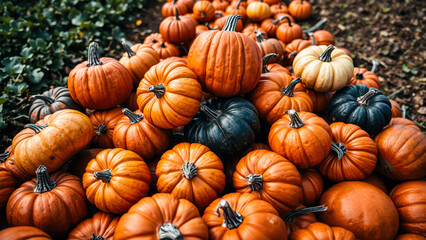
[0,0,425,239]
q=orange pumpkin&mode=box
[289,222,356,240]
[299,169,323,206]
[162,0,188,18]
[395,234,426,240]
[160,8,196,43]
[254,31,285,62]
[310,30,335,45]
[0,146,32,182]
[152,41,180,59]
[225,0,247,22]
[212,0,229,11]
[193,0,216,22]
[347,59,381,89]
[271,2,289,17]
[306,89,333,113]
[283,38,312,65]
[143,33,164,46]
[276,16,304,44]
[260,16,287,37]
[213,14,244,31]
[390,99,403,118]
[68,212,120,240]
[288,0,312,20]
[386,117,419,130]
[89,107,123,148]
[0,163,16,208]
[242,23,268,41]
[246,0,271,22]
[284,204,325,236]
[0,226,52,240]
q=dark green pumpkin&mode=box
[328,85,392,135]
[184,97,260,160]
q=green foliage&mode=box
[0,0,146,130]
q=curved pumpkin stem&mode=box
[87,42,103,67]
[200,104,220,120]
[148,84,166,98]
[159,223,183,240]
[283,205,328,223]
[355,71,364,80]
[303,18,327,33]
[330,142,346,160]
[25,124,47,134]
[255,30,265,43]
[32,95,55,105]
[236,0,242,9]
[0,151,10,163]
[122,108,144,124]
[285,109,304,128]
[89,234,106,240]
[121,39,136,58]
[174,7,180,20]
[319,45,334,62]
[262,53,278,73]
[282,16,292,26]
[289,51,298,58]
[357,89,377,106]
[308,32,316,45]
[160,42,166,48]
[96,124,108,136]
[94,169,113,183]
[222,15,242,32]
[272,15,286,25]
[216,199,243,229]
[282,77,301,97]
[34,165,56,193]
[246,174,263,191]
[371,59,379,73]
[181,162,198,180]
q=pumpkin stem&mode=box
[174,7,180,20]
[25,124,47,134]
[371,59,379,73]
[308,32,316,45]
[356,89,377,106]
[222,15,242,32]
[160,42,166,48]
[282,16,292,26]
[303,18,327,33]
[272,15,286,25]
[387,88,404,99]
[0,151,10,163]
[330,142,346,160]
[96,124,108,136]
[148,83,166,98]
[255,30,265,43]
[282,77,301,97]
[159,223,183,240]
[181,162,198,180]
[246,174,263,191]
[34,165,56,193]
[122,108,144,124]
[87,42,103,67]
[319,45,334,62]
[121,38,136,58]
[283,205,328,223]
[216,199,243,229]
[200,104,220,120]
[262,53,278,73]
[88,234,106,240]
[355,71,364,80]
[289,51,298,57]
[32,95,55,105]
[285,109,304,128]
[94,169,113,183]
[402,105,407,119]
[152,38,158,44]
[279,2,284,9]
[236,0,242,9]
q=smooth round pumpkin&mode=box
[119,40,159,87]
[162,0,188,18]
[6,165,87,239]
[113,108,170,160]
[288,0,312,20]
[152,41,180,59]
[269,110,332,169]
[318,181,399,240]
[68,42,133,110]
[29,87,84,124]
[67,148,104,179]
[156,142,225,209]
[293,45,354,92]
[202,192,287,240]
[317,122,378,182]
[233,149,302,217]
[160,8,196,43]
[90,107,123,148]
[114,193,208,240]
[0,163,16,208]
[310,30,335,46]
[299,169,323,206]
[193,0,215,22]
[68,212,120,240]
[347,59,381,89]
[12,109,93,175]
[289,222,356,240]
[0,226,52,240]
[395,234,426,240]
[390,180,426,236]
[276,16,303,44]
[187,15,262,97]
[143,33,164,46]
[246,1,271,22]
[136,60,202,129]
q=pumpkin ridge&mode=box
[30,129,67,170]
[163,93,197,119]
[49,123,80,155]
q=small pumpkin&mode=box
[193,0,216,22]
[143,33,164,46]
[0,163,17,208]
[260,16,287,37]
[299,169,324,206]
[309,30,335,46]
[162,0,188,18]
[160,8,196,43]
[347,59,381,89]
[0,147,32,182]
[29,87,84,124]
[68,211,120,240]
[276,16,303,44]
[246,0,271,22]
[89,107,123,148]
[0,226,52,240]
[67,148,104,179]
[395,234,426,240]
[271,2,289,17]
[242,23,269,41]
[212,0,229,11]
[288,0,312,20]
[289,222,356,240]
[254,31,285,62]
[284,204,325,236]
[152,41,180,59]
[225,0,247,21]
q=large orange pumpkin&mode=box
[162,0,188,18]
[193,0,216,22]
[89,107,123,148]
[289,222,356,240]
[68,211,120,240]
[187,15,262,97]
[0,226,52,240]
[246,0,271,22]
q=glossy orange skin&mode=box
[390,99,403,118]
[83,148,151,214]
[113,110,170,160]
[318,122,378,182]
[390,181,426,236]
[246,1,271,22]
[161,0,187,18]
[361,173,388,194]
[89,107,123,148]
[256,36,285,63]
[213,15,244,31]
[285,204,318,236]
[143,33,164,46]
[269,111,332,169]
[375,125,426,181]
[67,148,104,179]
[242,23,268,41]
[0,164,16,208]
[212,0,229,11]
[347,67,381,89]
[260,18,282,37]
[277,21,304,44]
[1,146,32,182]
[68,56,132,110]
[0,226,52,240]
[395,234,426,240]
[203,192,287,240]
[160,56,188,64]
[121,91,138,111]
[119,43,159,87]
[284,39,312,65]
[309,30,335,45]
[136,61,202,129]
[187,27,262,97]
[306,89,332,113]
[299,169,323,206]
[274,13,295,23]
[233,150,302,216]
[156,143,225,209]
[271,3,289,17]
[318,181,399,240]
[12,109,93,176]
[160,14,196,43]
[114,193,208,240]
[152,41,180,59]
[267,63,292,74]
[225,3,247,22]
[248,71,312,125]
[386,117,419,130]
[288,0,312,20]
[193,1,216,22]
[290,222,356,240]
[68,212,120,240]
[6,171,87,239]
[167,0,194,11]
[247,0,282,5]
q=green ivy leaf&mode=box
[1,57,25,74]
[29,68,44,84]
[71,12,84,26]
[21,47,33,58]
[0,94,8,104]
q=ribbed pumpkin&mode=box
[254,31,285,62]
[225,0,247,22]
[390,180,426,236]
[395,234,426,240]
[269,110,332,169]
[156,142,225,209]
[187,15,262,97]
[260,16,287,37]
[68,212,120,240]
[0,147,32,182]
[271,2,289,17]
[68,42,133,110]
[90,107,123,148]
[113,108,170,160]
[193,0,215,22]
[288,0,312,20]
[284,204,326,236]
[299,169,324,206]
[0,163,16,208]
[317,122,378,182]
[114,193,208,240]
[242,23,269,41]
[162,0,187,18]
[160,8,196,43]
[347,59,381,89]
[386,117,419,130]
[152,41,180,59]
[6,165,87,238]
[246,0,271,22]
[233,149,302,217]
[310,30,335,46]
[289,222,356,240]
[136,61,202,129]
[119,40,159,87]
[0,226,52,240]
[284,38,313,65]
[202,192,287,240]
[12,109,93,175]
[276,16,303,44]
[143,33,164,46]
